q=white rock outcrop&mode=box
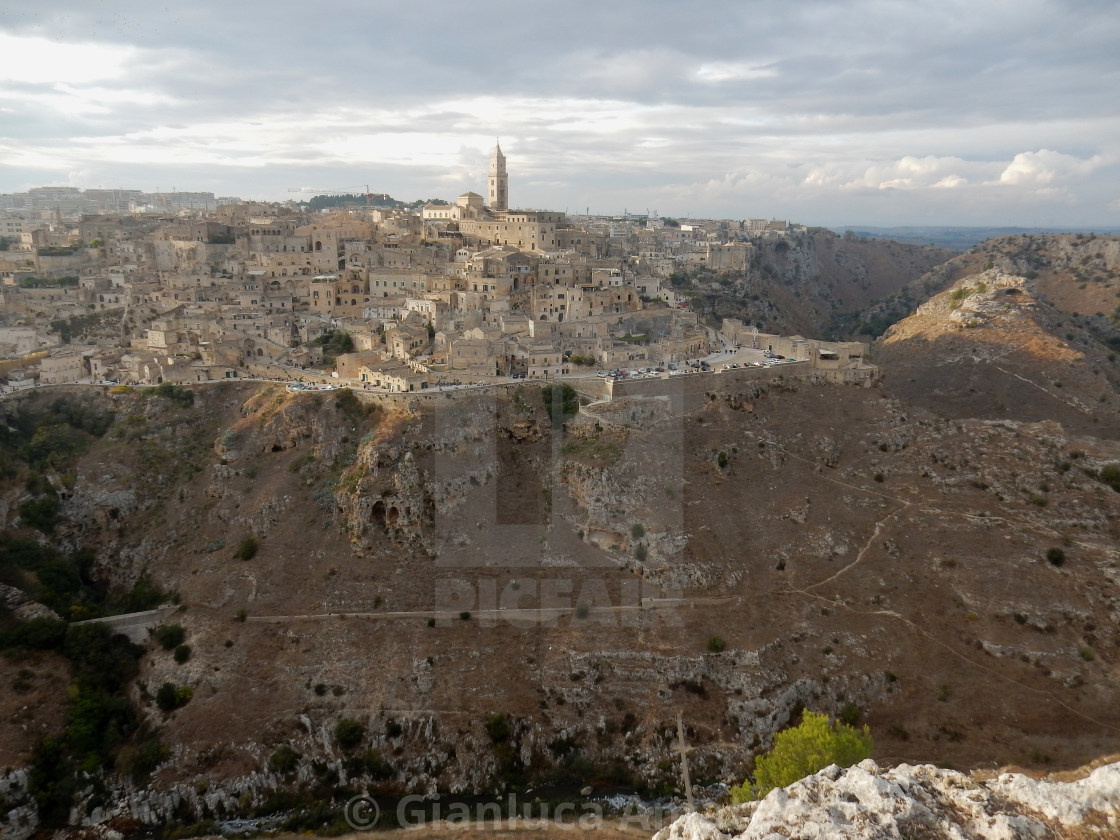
[653,759,1120,840]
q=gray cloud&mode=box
[1,0,1118,224]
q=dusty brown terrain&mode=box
[0,650,70,767]
[2,235,1119,829]
[876,262,1120,438]
[5,363,1117,800]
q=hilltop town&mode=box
[0,145,869,396]
[3,154,1120,837]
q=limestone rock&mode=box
[654,759,1120,840]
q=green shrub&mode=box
[235,535,259,561]
[117,735,168,782]
[21,623,145,825]
[707,636,727,653]
[268,744,301,774]
[1046,547,1066,567]
[838,702,862,727]
[459,610,471,621]
[148,382,195,407]
[123,573,170,612]
[730,711,873,803]
[485,713,512,743]
[541,383,578,427]
[334,387,364,417]
[0,617,66,651]
[155,682,192,712]
[18,495,62,533]
[154,624,186,650]
[315,331,355,356]
[1099,463,1120,492]
[574,602,591,620]
[334,718,365,750]
[362,748,393,780]
[630,523,645,540]
[173,644,191,663]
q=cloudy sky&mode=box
[1,0,1118,226]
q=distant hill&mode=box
[869,234,1120,437]
[835,226,1120,251]
[847,233,1120,340]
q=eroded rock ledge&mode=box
[654,759,1120,840]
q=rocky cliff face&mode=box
[2,342,1119,836]
[654,758,1120,840]
[874,261,1120,438]
[679,229,952,337]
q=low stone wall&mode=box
[604,362,878,412]
[608,362,804,404]
[244,362,334,383]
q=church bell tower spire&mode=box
[488,140,508,212]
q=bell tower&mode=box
[488,141,508,212]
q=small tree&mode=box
[235,535,259,561]
[334,718,366,750]
[541,383,578,428]
[1099,463,1120,492]
[155,682,193,712]
[155,624,186,650]
[155,682,178,711]
[731,711,873,803]
[269,744,301,774]
[363,747,393,779]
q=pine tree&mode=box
[731,710,873,803]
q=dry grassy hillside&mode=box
[875,265,1120,438]
[3,371,1118,824]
